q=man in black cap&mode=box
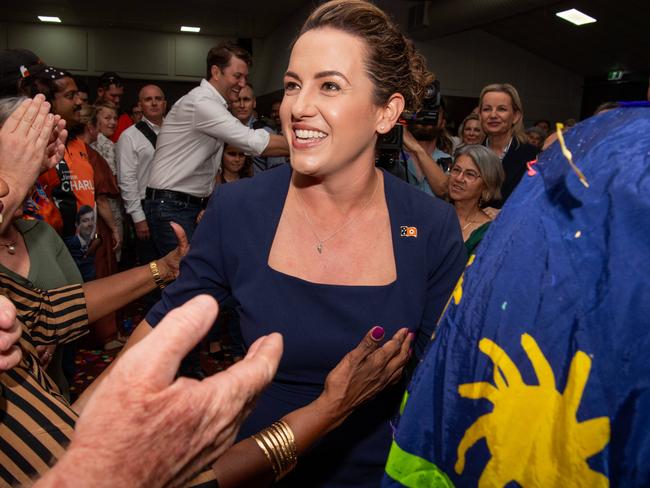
[0,48,45,97]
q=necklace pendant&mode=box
[316,242,323,254]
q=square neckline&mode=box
[265,166,400,289]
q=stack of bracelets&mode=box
[252,420,298,481]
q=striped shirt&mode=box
[0,275,87,486]
[0,274,217,487]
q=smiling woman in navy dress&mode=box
[108,1,466,486]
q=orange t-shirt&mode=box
[37,138,96,239]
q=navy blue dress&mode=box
[147,165,466,487]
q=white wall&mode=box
[253,12,584,123]
[249,3,312,95]
[1,17,583,122]
[0,22,230,81]
[413,29,583,124]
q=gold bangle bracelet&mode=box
[252,434,278,478]
[276,421,297,465]
[270,423,294,471]
[148,261,166,289]
[276,422,298,472]
[262,428,286,475]
[251,421,298,481]
[260,431,283,476]
[268,425,291,475]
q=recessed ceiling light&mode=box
[556,8,597,26]
[180,26,201,33]
[38,16,62,23]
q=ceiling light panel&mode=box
[556,9,597,26]
[38,16,62,23]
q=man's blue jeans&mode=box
[144,197,203,376]
[144,198,201,257]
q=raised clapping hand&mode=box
[0,94,65,183]
[0,95,66,230]
[37,295,283,488]
[0,296,22,372]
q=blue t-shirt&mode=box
[405,147,451,197]
[147,164,466,487]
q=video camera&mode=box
[376,80,442,176]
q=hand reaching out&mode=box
[157,222,190,282]
[37,295,282,488]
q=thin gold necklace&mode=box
[460,209,481,231]
[295,174,381,254]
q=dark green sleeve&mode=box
[37,220,83,285]
[54,231,83,284]
[465,222,492,256]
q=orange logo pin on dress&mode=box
[400,226,417,237]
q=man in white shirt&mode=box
[116,84,166,266]
[231,83,286,174]
[144,42,288,256]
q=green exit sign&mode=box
[608,70,624,81]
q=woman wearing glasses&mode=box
[448,144,504,254]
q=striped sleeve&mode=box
[0,349,78,485]
[0,274,88,346]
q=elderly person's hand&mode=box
[157,222,190,282]
[0,95,64,230]
[0,296,22,372]
[0,95,58,184]
[37,295,282,488]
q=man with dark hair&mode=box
[144,41,287,254]
[96,71,132,142]
[23,69,97,275]
[96,71,124,106]
[144,42,288,378]
[205,42,252,81]
[400,100,454,198]
[231,83,286,174]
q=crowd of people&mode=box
[0,0,647,486]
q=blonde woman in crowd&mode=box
[478,83,538,205]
